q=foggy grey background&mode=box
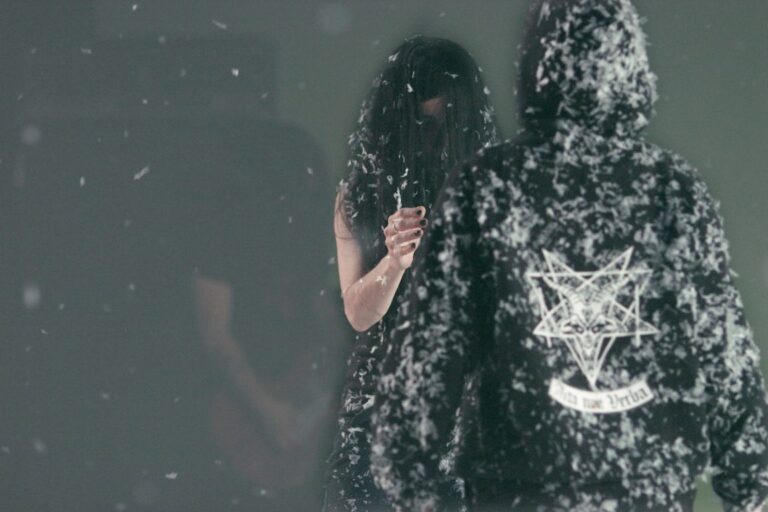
[2,1,766,511]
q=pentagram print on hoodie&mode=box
[371,1,768,512]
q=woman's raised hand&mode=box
[383,206,428,271]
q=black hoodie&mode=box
[370,1,768,511]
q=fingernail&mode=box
[411,242,417,249]
[419,219,428,227]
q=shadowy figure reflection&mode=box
[5,27,344,511]
[189,119,343,511]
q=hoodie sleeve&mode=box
[684,176,768,512]
[370,161,491,511]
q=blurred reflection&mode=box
[6,21,344,511]
[189,119,343,511]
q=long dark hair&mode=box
[338,36,500,270]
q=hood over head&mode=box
[518,0,658,137]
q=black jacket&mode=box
[371,1,768,511]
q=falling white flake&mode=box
[22,282,42,309]
[306,167,314,175]
[21,124,42,146]
[394,188,402,210]
[211,20,228,30]
[165,472,178,480]
[80,48,93,55]
[133,166,150,181]
[32,439,47,455]
[231,68,239,77]
[538,1,551,23]
[79,176,86,187]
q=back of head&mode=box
[518,0,658,137]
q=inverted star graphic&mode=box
[526,248,658,390]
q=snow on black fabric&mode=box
[371,1,768,511]
[324,36,500,512]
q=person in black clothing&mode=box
[371,1,768,511]
[324,36,500,511]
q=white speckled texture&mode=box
[371,1,768,511]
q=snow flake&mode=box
[133,166,150,181]
[22,282,41,309]
[32,439,47,455]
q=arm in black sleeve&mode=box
[370,161,491,511]
[686,178,768,512]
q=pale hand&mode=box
[383,206,428,271]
